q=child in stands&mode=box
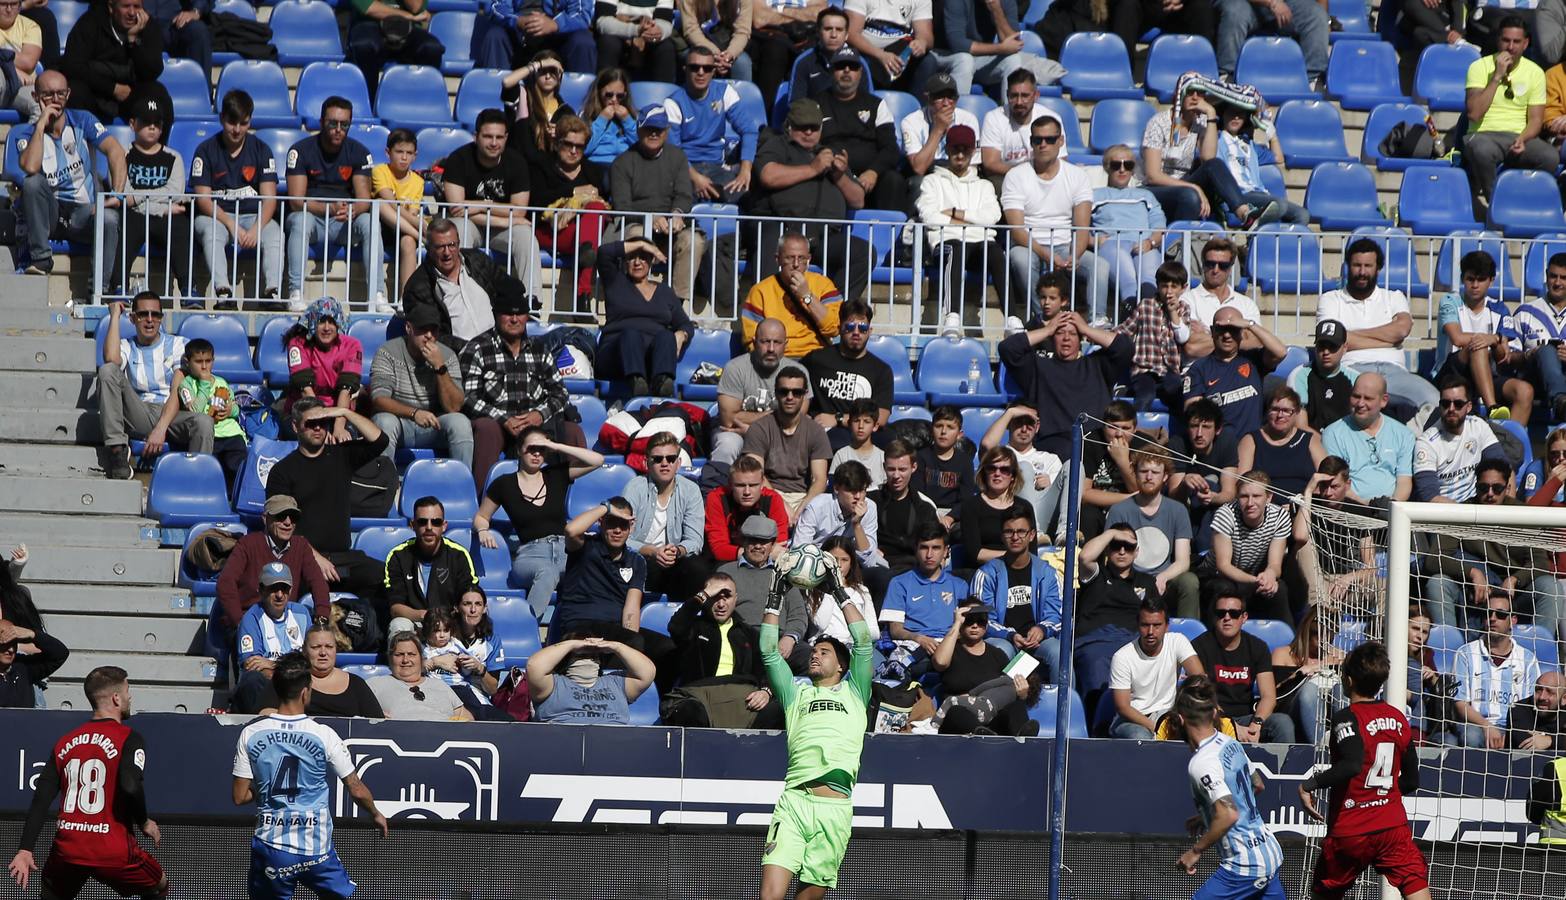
[174,338,248,495]
[830,399,886,490]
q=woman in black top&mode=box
[960,447,1027,571]
[1236,384,1325,501]
[932,601,1010,696]
[258,625,384,718]
[472,427,604,617]
[595,238,694,397]
[529,114,609,310]
[503,51,576,170]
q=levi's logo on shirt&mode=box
[1213,664,1251,685]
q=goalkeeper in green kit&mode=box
[759,550,874,900]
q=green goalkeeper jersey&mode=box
[760,618,874,795]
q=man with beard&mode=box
[714,318,788,466]
[1318,238,1439,418]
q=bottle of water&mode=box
[965,358,980,395]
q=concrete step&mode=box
[0,306,74,331]
[0,474,141,516]
[0,271,49,307]
[0,511,161,548]
[45,613,204,655]
[30,583,197,617]
[0,443,107,479]
[0,405,99,443]
[43,679,224,714]
[0,370,93,409]
[55,650,217,685]
[22,545,178,586]
[0,334,96,373]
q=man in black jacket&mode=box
[63,0,173,127]
[0,620,68,708]
[812,46,907,215]
[401,216,528,351]
[384,496,479,636]
[661,572,783,728]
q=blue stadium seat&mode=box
[889,404,932,422]
[341,663,391,680]
[1273,345,1310,380]
[429,11,477,75]
[1349,226,1428,297]
[1523,232,1566,294]
[213,0,255,17]
[960,407,1005,447]
[566,464,637,519]
[716,80,767,144]
[233,436,297,521]
[878,91,921,151]
[376,66,456,130]
[575,395,609,445]
[487,592,541,662]
[1497,419,1533,468]
[1246,224,1338,294]
[1144,34,1217,102]
[1031,686,1090,739]
[1242,619,1294,651]
[689,201,741,240]
[1516,623,1560,671]
[93,314,133,367]
[1060,32,1142,100]
[454,68,505,129]
[255,316,297,386]
[1236,37,1316,103]
[1305,162,1391,230]
[353,526,415,561]
[917,336,1004,407]
[560,72,594,112]
[957,94,997,121]
[159,58,215,123]
[1275,100,1351,168]
[52,0,85,37]
[214,60,297,128]
[270,0,343,66]
[628,682,660,725]
[350,124,392,165]
[1432,230,1518,298]
[1489,170,1566,238]
[412,127,474,171]
[1425,623,1463,674]
[639,601,681,636]
[1398,166,1478,235]
[256,128,309,175]
[1088,98,1156,154]
[676,328,736,401]
[1168,617,1206,642]
[166,121,222,169]
[1327,0,1374,39]
[629,81,680,112]
[866,335,924,405]
[347,316,392,375]
[467,526,513,590]
[1038,96,1091,159]
[1414,43,1480,112]
[148,453,240,526]
[295,62,376,131]
[1326,42,1408,110]
[178,313,262,382]
[851,209,913,286]
[180,522,246,596]
[1360,103,1440,173]
[399,458,478,522]
[1136,410,1169,434]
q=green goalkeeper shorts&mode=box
[761,787,854,889]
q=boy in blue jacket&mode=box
[970,507,1061,680]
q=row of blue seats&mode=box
[1331,618,1563,673]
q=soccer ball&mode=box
[777,543,833,588]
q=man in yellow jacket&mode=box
[743,232,842,359]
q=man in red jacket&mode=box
[215,494,331,630]
[703,455,791,564]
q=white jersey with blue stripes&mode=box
[232,714,355,856]
[1188,731,1283,880]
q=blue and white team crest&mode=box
[334,738,500,821]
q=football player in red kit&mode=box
[8,666,168,899]
[1298,641,1431,900]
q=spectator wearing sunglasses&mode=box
[1174,237,1263,337]
[1001,114,1110,316]
[1412,375,1508,504]
[384,497,480,637]
[1181,305,1287,441]
[1090,145,1166,309]
[662,46,762,204]
[1072,525,1166,711]
[95,291,210,481]
[624,432,710,603]
[231,562,315,714]
[802,298,892,449]
[216,494,332,636]
[1464,16,1556,219]
[813,45,908,215]
[370,632,474,721]
[741,366,833,521]
[1190,582,1295,743]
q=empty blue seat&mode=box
[1144,34,1217,102]
[487,592,541,662]
[628,682,660,725]
[234,436,297,521]
[629,81,681,111]
[574,396,609,446]
[1236,37,1316,102]
[1360,102,1440,173]
[454,68,505,129]
[1326,42,1408,110]
[960,407,1005,447]
[917,336,1004,406]
[346,316,392,374]
[1038,96,1090,159]
[1060,32,1142,100]
[467,527,513,590]
[295,62,376,130]
[212,0,255,16]
[639,601,681,636]
[567,464,638,519]
[255,316,296,386]
[148,453,240,526]
[429,11,476,74]
[400,458,478,521]
[689,201,741,240]
[1305,162,1390,230]
[1088,98,1156,154]
[1516,623,1560,671]
[412,127,474,171]
[256,128,309,176]
[957,93,997,121]
[1414,43,1480,112]
[851,209,913,286]
[341,663,391,680]
[1398,166,1478,235]
[1327,0,1373,38]
[52,0,86,37]
[866,335,924,405]
[376,66,455,130]
[215,60,297,128]
[1523,232,1566,294]
[1168,617,1206,642]
[1275,100,1351,168]
[1424,623,1463,674]
[166,121,222,169]
[676,328,736,401]
[560,72,594,112]
[180,522,246,595]
[879,90,921,151]
[889,404,932,422]
[159,58,215,123]
[1246,224,1338,294]
[353,526,415,561]
[270,0,343,65]
[350,124,392,165]
[1350,226,1428,297]
[178,313,262,382]
[1030,686,1090,739]
[1432,230,1517,298]
[1489,169,1566,238]
[716,80,767,143]
[1241,619,1295,651]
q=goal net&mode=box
[1299,498,1566,899]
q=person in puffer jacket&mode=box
[1090,143,1168,310]
[914,124,1005,329]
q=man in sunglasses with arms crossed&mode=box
[759,552,873,900]
[97,291,213,480]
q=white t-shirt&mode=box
[1180,284,1263,328]
[1109,632,1197,719]
[900,107,980,162]
[980,103,1068,168]
[1316,287,1412,368]
[1007,445,1063,487]
[1000,160,1093,248]
[1415,416,1499,502]
[843,0,930,47]
[646,495,670,547]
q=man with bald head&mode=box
[18,70,126,287]
[713,317,790,466]
[1512,670,1565,750]
[1323,372,1415,502]
[1181,305,1287,440]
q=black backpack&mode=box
[1379,121,1439,161]
[349,456,399,518]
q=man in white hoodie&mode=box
[915,124,1006,328]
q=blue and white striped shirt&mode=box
[1514,296,1566,352]
[118,333,186,404]
[1188,732,1283,880]
[233,715,355,856]
[1454,639,1539,726]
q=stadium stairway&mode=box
[0,273,222,713]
